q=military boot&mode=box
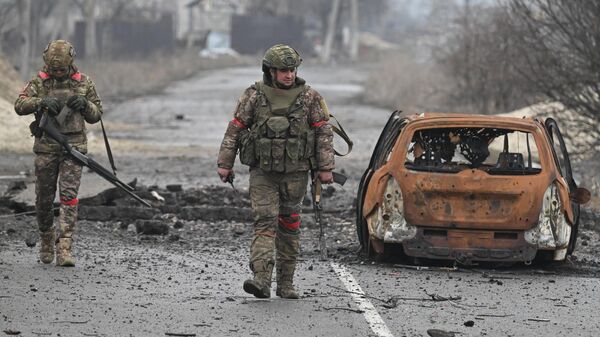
[39,227,55,264]
[243,260,274,298]
[275,230,300,299]
[56,238,75,267]
[56,203,77,267]
[276,261,299,299]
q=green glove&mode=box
[40,97,62,116]
[66,95,88,113]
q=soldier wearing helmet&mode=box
[217,44,335,299]
[14,40,103,267]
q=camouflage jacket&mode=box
[14,67,103,153]
[217,80,335,172]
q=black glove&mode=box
[40,97,62,116]
[66,95,88,113]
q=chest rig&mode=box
[240,81,316,173]
[39,74,88,135]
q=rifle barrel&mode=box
[39,112,150,207]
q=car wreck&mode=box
[357,111,591,264]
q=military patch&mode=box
[319,99,331,119]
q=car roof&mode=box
[405,112,544,129]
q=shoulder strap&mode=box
[329,113,353,156]
[100,118,117,175]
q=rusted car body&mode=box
[356,112,590,264]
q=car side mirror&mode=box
[570,187,591,204]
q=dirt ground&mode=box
[1,64,600,337]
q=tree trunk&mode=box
[48,0,69,41]
[349,0,359,61]
[18,0,31,80]
[186,5,194,49]
[84,0,97,59]
[321,0,340,63]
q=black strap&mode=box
[503,134,509,153]
[329,113,353,156]
[100,118,117,175]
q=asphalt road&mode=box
[2,64,600,337]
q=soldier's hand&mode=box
[40,97,62,116]
[217,167,233,183]
[66,95,88,113]
[317,171,334,184]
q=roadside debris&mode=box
[427,329,458,337]
[151,190,165,202]
[135,220,169,235]
[527,318,550,322]
[322,307,365,314]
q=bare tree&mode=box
[507,0,600,124]
[433,1,533,114]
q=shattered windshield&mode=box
[405,127,541,175]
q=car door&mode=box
[544,118,579,253]
[545,118,575,190]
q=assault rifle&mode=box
[311,171,347,260]
[39,112,152,208]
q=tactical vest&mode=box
[239,81,316,173]
[34,72,89,153]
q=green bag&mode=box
[238,129,257,166]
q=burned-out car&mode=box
[356,111,590,264]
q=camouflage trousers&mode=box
[35,152,82,234]
[248,167,308,270]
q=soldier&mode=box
[14,40,103,267]
[217,44,334,299]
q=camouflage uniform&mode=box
[218,44,334,299]
[14,40,103,266]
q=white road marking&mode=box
[330,262,395,337]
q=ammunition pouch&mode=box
[238,129,257,166]
[265,116,290,138]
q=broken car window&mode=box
[406,127,541,175]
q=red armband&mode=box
[311,120,327,128]
[231,118,247,129]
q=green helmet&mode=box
[43,40,75,68]
[262,44,302,72]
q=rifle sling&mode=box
[329,113,353,157]
[100,118,117,176]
